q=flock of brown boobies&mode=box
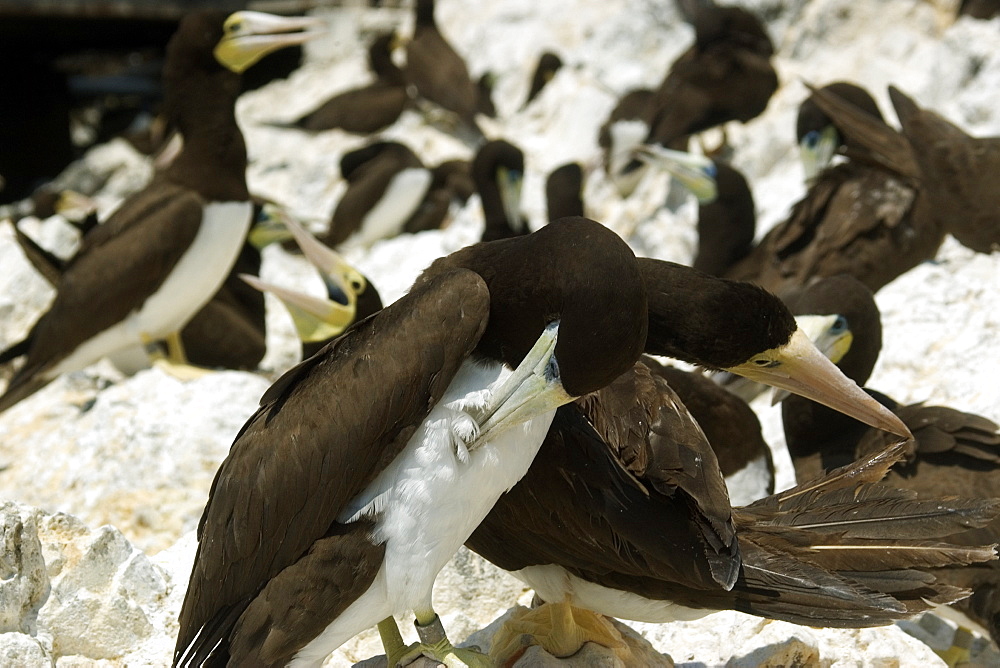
[1,1,1000,666]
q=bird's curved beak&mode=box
[240,273,357,344]
[726,327,911,439]
[799,126,839,183]
[464,321,572,453]
[636,145,718,204]
[215,11,326,73]
[769,314,853,404]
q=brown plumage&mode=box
[473,139,526,241]
[693,159,756,277]
[176,218,651,666]
[781,274,1000,644]
[643,4,777,150]
[723,84,935,296]
[522,51,563,109]
[545,162,584,222]
[290,32,409,134]
[466,259,993,636]
[402,159,474,234]
[404,0,483,137]
[322,141,429,248]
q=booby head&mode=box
[636,144,719,203]
[473,140,526,239]
[241,212,382,349]
[639,259,911,439]
[421,216,647,447]
[796,82,884,180]
[214,11,326,74]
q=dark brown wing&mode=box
[727,162,938,295]
[468,361,740,594]
[297,83,409,134]
[175,268,490,664]
[405,26,480,126]
[0,183,204,413]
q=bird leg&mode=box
[408,613,493,668]
[143,332,213,380]
[489,601,631,664]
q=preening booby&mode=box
[174,217,649,667]
[0,10,323,414]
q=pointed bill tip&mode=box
[729,328,913,440]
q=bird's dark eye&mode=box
[832,315,848,333]
[352,280,363,292]
[754,358,779,368]
[804,130,819,148]
[228,22,242,34]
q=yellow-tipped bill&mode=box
[279,211,367,307]
[240,273,356,344]
[215,11,326,74]
[636,144,718,204]
[726,327,911,439]
[770,314,853,404]
[465,321,573,452]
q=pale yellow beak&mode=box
[214,11,326,73]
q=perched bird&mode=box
[643,2,777,151]
[882,86,1000,254]
[959,0,1000,19]
[322,141,432,249]
[781,273,1000,647]
[240,214,383,360]
[545,162,585,222]
[796,81,885,182]
[174,217,650,667]
[598,88,655,197]
[522,51,564,109]
[0,10,322,414]
[473,139,527,241]
[467,260,996,660]
[287,32,409,134]
[404,0,484,139]
[403,158,475,234]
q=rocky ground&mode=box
[2,0,1000,665]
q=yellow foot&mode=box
[489,600,630,665]
[151,357,213,381]
[934,625,974,667]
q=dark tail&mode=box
[729,441,998,626]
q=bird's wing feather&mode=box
[175,268,490,664]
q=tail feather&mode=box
[725,442,999,627]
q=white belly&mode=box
[290,360,555,666]
[346,168,433,248]
[514,564,713,624]
[46,200,253,379]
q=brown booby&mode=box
[466,259,996,660]
[643,3,777,151]
[403,158,475,234]
[780,273,1000,647]
[883,86,1000,254]
[287,32,409,134]
[640,87,935,296]
[0,10,323,414]
[796,82,884,182]
[404,0,484,139]
[240,214,383,360]
[545,162,585,222]
[174,217,650,667]
[597,88,655,197]
[322,141,433,249]
[473,139,527,242]
[522,51,564,109]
